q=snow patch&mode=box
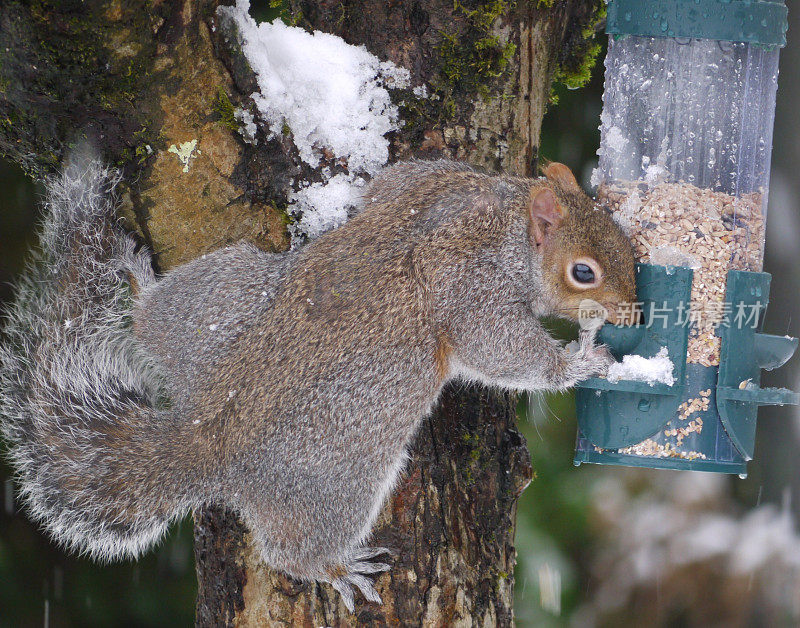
[644,163,669,187]
[613,189,640,234]
[649,245,700,269]
[605,126,628,154]
[218,0,411,239]
[590,166,604,189]
[223,2,408,172]
[607,347,675,386]
[288,174,366,240]
[234,108,258,144]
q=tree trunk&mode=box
[0,0,603,625]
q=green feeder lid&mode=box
[606,0,788,47]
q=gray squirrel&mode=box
[0,152,634,611]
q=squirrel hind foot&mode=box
[325,546,393,612]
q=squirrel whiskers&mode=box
[0,154,634,611]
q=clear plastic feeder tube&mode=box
[594,35,780,367]
[574,0,792,473]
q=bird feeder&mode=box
[574,0,799,475]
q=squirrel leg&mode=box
[521,326,614,389]
[241,475,398,612]
[447,302,613,391]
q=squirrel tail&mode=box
[0,150,184,561]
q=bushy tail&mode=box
[0,152,184,560]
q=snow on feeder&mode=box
[574,0,799,475]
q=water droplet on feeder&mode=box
[739,473,748,480]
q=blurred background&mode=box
[3,5,800,628]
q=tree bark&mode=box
[0,0,603,625]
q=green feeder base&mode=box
[573,448,746,475]
[574,266,799,475]
[576,364,747,475]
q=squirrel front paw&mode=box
[325,546,393,612]
[567,329,615,382]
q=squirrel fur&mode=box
[0,153,634,611]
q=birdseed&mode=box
[597,181,765,366]
[617,438,707,461]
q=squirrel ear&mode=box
[542,162,581,191]
[529,188,565,247]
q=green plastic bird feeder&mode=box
[575,0,798,475]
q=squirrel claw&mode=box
[331,574,382,613]
[328,546,394,612]
[566,329,615,382]
[331,578,356,612]
[351,560,391,574]
[348,573,383,603]
[351,545,395,560]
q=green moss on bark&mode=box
[433,0,517,118]
[549,1,606,103]
[213,87,239,132]
[0,0,165,174]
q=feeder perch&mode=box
[574,0,797,475]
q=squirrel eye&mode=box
[572,263,595,284]
[566,258,602,290]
